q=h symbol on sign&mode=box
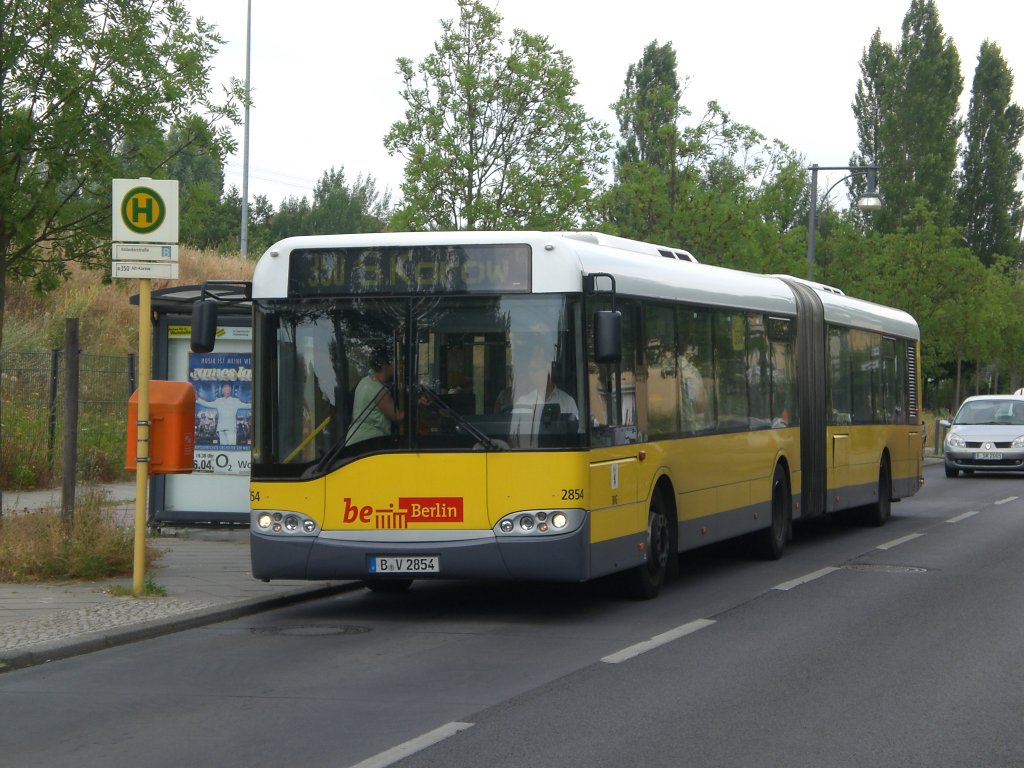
[130,196,155,224]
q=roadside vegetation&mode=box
[0,490,161,583]
[1,249,251,583]
[1,248,254,490]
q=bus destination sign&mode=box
[287,244,532,296]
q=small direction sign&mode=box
[113,243,179,262]
[112,261,180,280]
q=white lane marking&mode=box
[772,566,840,592]
[601,619,716,664]
[349,722,474,768]
[946,510,979,523]
[994,496,1018,506]
[877,533,924,550]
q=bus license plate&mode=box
[369,555,440,574]
[974,451,1003,460]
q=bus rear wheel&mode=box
[625,491,672,600]
[863,459,892,527]
[752,464,790,560]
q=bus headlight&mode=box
[252,510,320,537]
[493,509,583,537]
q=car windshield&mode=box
[954,399,1024,426]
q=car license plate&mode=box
[369,555,440,574]
[974,451,1003,460]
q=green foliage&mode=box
[603,42,806,276]
[0,401,50,489]
[0,395,131,490]
[385,0,610,230]
[955,41,1024,267]
[0,0,242,304]
[250,168,390,249]
[107,576,167,598]
[851,0,962,232]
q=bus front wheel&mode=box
[625,491,672,600]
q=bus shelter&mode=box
[131,285,251,526]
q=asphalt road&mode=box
[2,462,1023,768]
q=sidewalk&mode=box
[1,484,357,673]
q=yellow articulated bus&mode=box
[191,231,922,599]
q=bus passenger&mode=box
[345,351,403,446]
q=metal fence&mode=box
[1,350,136,484]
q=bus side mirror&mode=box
[191,299,219,353]
[593,310,622,364]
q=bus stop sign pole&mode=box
[112,178,179,596]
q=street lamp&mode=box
[240,0,252,259]
[806,164,882,278]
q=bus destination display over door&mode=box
[287,244,531,296]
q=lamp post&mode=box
[806,164,882,279]
[240,0,252,259]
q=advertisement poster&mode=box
[189,352,252,475]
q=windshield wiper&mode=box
[302,391,383,477]
[415,383,503,451]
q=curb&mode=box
[0,581,362,674]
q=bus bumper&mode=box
[250,520,591,583]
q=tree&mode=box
[384,0,610,230]
[307,168,391,235]
[955,41,1024,267]
[0,0,241,341]
[602,40,806,275]
[165,116,230,250]
[0,1,241,503]
[603,41,687,244]
[850,0,962,232]
[614,41,683,175]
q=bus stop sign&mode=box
[112,178,179,243]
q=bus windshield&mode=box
[252,294,585,476]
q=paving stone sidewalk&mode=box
[1,486,354,672]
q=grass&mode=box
[106,575,167,597]
[0,491,161,583]
[3,247,256,356]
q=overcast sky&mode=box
[185,0,1024,209]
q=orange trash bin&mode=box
[126,381,196,474]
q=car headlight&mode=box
[946,434,966,448]
[1013,436,1024,449]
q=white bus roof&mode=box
[251,231,918,340]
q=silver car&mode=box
[942,395,1024,478]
